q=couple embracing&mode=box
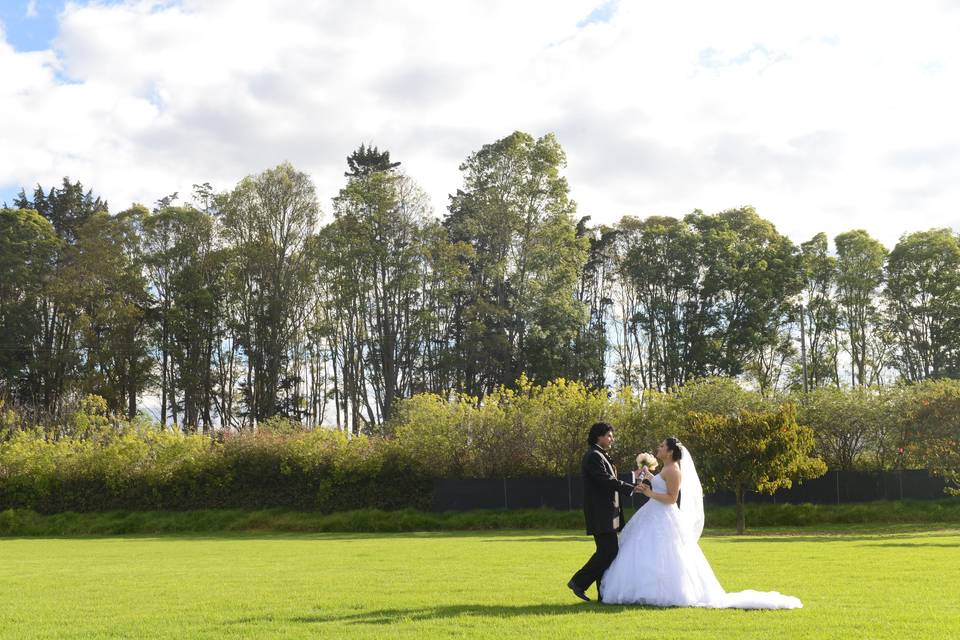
[567,422,802,609]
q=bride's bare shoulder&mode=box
[661,464,681,480]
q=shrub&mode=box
[4,377,960,515]
[899,380,960,494]
[795,386,886,471]
[685,404,827,533]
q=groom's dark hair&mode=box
[588,422,613,446]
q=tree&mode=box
[330,148,433,425]
[573,220,617,388]
[60,208,151,418]
[617,208,801,391]
[796,385,878,470]
[445,131,589,395]
[12,180,110,415]
[620,214,702,390]
[219,163,320,422]
[143,205,221,431]
[415,220,472,396]
[834,230,888,386]
[796,233,841,389]
[900,380,960,494]
[885,229,960,382]
[13,178,107,244]
[688,207,802,382]
[0,208,60,401]
[685,404,826,533]
[315,214,370,432]
[344,143,401,177]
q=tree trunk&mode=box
[160,339,168,428]
[127,355,137,420]
[735,485,746,535]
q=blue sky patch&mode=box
[577,0,618,28]
[1,185,27,208]
[0,1,64,52]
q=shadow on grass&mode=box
[225,602,660,627]
[296,602,650,625]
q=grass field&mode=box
[1,526,958,639]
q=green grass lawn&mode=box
[1,527,958,639]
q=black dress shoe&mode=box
[567,580,590,602]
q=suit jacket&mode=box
[581,444,637,536]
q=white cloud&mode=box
[25,1,38,18]
[1,0,959,247]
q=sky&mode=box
[2,0,960,248]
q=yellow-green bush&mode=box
[5,377,960,515]
[0,396,431,513]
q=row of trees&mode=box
[3,130,960,432]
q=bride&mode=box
[599,437,802,609]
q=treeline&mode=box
[2,130,960,432]
[2,378,958,527]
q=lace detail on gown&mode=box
[599,474,802,609]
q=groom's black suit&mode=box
[570,444,637,599]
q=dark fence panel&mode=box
[432,476,585,511]
[430,470,949,512]
[433,474,640,512]
[706,469,947,505]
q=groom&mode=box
[567,422,640,602]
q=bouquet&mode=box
[635,452,658,487]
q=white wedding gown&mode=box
[599,471,802,609]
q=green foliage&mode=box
[5,376,960,517]
[0,208,60,393]
[834,229,889,386]
[685,404,827,533]
[0,398,20,436]
[6,156,960,439]
[218,162,320,422]
[671,376,772,417]
[518,376,608,476]
[392,377,612,478]
[898,379,960,494]
[796,232,841,389]
[446,131,590,393]
[391,392,474,476]
[616,208,802,391]
[326,152,434,426]
[795,386,888,471]
[885,228,960,382]
[0,416,431,514]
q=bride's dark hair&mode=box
[664,437,683,462]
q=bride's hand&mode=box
[638,483,653,497]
